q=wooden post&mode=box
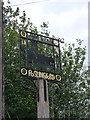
[37,80,49,119]
[0,0,4,119]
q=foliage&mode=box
[4,2,38,119]
[4,1,89,119]
[49,39,89,118]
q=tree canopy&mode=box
[3,1,89,119]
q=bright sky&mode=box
[4,0,89,67]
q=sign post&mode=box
[37,80,49,119]
[19,29,62,119]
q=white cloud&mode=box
[4,0,88,40]
[42,5,88,38]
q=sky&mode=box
[4,0,89,67]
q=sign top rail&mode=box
[20,29,59,41]
[19,29,60,47]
